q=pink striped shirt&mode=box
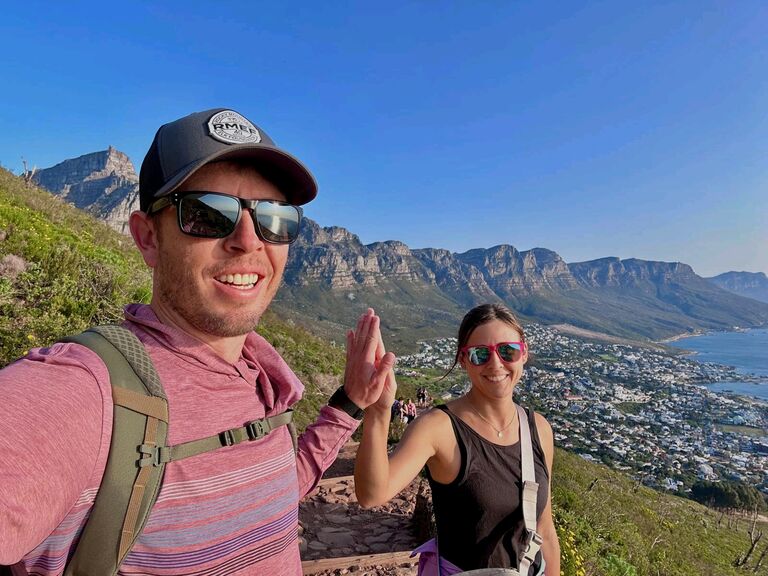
[0,304,358,575]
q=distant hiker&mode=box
[354,303,560,575]
[405,398,417,423]
[417,386,427,407]
[393,395,408,423]
[392,397,403,420]
[0,108,394,575]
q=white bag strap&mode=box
[516,405,543,574]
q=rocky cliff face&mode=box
[287,222,581,298]
[458,245,580,295]
[569,258,700,289]
[280,219,768,345]
[286,219,437,288]
[33,147,138,234]
[707,271,768,304]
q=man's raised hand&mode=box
[343,308,396,411]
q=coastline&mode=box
[657,330,708,344]
[666,327,768,403]
[656,324,765,345]
[703,382,768,407]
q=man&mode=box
[0,108,395,575]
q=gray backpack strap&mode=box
[516,405,543,575]
[62,325,169,576]
[137,410,294,466]
[60,325,295,575]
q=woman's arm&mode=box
[343,309,438,508]
[535,413,561,576]
[354,396,444,508]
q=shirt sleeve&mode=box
[295,405,360,498]
[0,343,112,564]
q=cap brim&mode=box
[152,144,317,206]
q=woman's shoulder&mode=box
[397,403,455,454]
[528,409,555,468]
[531,410,553,436]
[419,403,452,423]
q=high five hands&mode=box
[343,308,397,415]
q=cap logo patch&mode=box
[207,110,262,145]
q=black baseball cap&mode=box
[139,108,317,211]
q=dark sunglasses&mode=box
[460,342,526,366]
[147,191,303,244]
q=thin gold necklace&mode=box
[467,400,517,438]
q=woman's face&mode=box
[460,319,528,401]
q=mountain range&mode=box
[277,219,768,349]
[31,148,768,350]
[706,271,768,304]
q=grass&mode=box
[553,449,767,575]
[615,401,645,415]
[717,424,768,438]
[0,168,151,364]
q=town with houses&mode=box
[396,324,768,497]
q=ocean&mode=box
[667,328,768,400]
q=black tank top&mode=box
[426,404,549,572]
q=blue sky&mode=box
[1,1,765,277]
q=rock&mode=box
[32,147,139,235]
[325,513,350,523]
[317,529,355,547]
[0,254,28,281]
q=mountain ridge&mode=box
[30,149,768,349]
[278,218,768,348]
[707,271,768,304]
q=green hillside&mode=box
[0,168,152,363]
[0,168,764,575]
[0,167,343,429]
[553,448,766,575]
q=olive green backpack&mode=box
[3,325,294,576]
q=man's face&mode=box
[148,161,290,339]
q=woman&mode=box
[355,303,560,575]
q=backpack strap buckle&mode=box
[523,529,543,554]
[246,418,270,440]
[138,444,170,467]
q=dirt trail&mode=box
[299,441,422,576]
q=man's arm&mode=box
[294,405,359,497]
[0,344,110,563]
[294,309,395,498]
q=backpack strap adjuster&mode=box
[219,429,236,446]
[219,426,251,447]
[246,418,270,440]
